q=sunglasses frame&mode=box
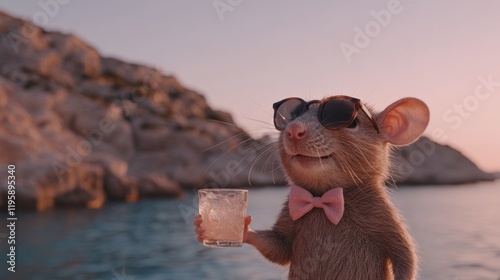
[272,95,380,133]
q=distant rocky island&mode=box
[0,11,495,211]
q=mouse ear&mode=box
[376,98,430,146]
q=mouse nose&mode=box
[286,122,307,140]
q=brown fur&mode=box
[247,99,425,279]
[194,97,429,279]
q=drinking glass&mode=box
[198,189,248,247]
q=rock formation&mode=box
[0,11,283,211]
[0,11,494,211]
[391,136,495,185]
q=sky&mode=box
[1,0,500,172]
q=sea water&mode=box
[1,181,499,280]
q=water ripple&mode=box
[1,183,499,279]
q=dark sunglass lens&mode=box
[320,99,355,129]
[274,99,305,129]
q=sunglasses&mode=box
[272,95,379,133]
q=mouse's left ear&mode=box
[376,97,430,146]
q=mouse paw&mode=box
[193,214,206,242]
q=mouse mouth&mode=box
[292,154,333,160]
[290,153,334,166]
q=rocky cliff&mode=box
[0,11,283,211]
[391,136,495,185]
[0,11,494,211]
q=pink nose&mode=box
[286,122,307,140]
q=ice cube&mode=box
[206,192,218,201]
[209,209,221,223]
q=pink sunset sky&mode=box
[2,0,500,172]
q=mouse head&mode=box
[273,95,429,193]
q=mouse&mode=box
[195,95,430,280]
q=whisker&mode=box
[336,157,361,190]
[250,100,274,118]
[206,118,239,127]
[241,117,275,128]
[258,147,280,179]
[270,164,284,184]
[336,150,366,194]
[261,142,279,173]
[202,128,264,152]
[346,164,363,189]
[346,140,377,176]
[204,136,256,172]
[236,142,277,176]
[247,142,281,185]
[316,147,325,170]
[270,148,283,185]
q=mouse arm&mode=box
[386,224,417,280]
[371,207,418,280]
[245,202,294,266]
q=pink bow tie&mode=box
[289,185,344,225]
